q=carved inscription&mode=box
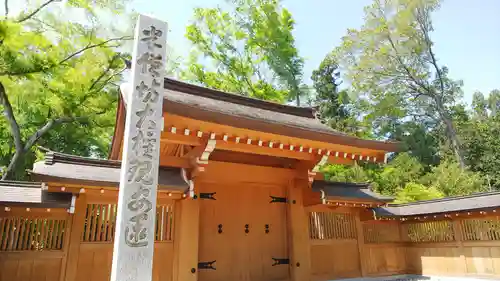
[124,24,164,248]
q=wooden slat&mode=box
[96,204,103,241]
[107,204,115,241]
[2,218,12,250]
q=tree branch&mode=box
[80,66,126,106]
[371,9,433,96]
[4,0,8,19]
[23,116,84,153]
[385,33,432,94]
[88,54,121,92]
[0,81,24,180]
[0,82,23,153]
[416,9,445,96]
[0,36,133,76]
[16,0,58,23]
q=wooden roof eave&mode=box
[162,97,399,153]
[109,84,400,162]
[109,90,126,160]
[302,186,390,208]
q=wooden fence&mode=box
[0,196,176,281]
[308,209,362,281]
[0,209,71,281]
[362,216,500,277]
[307,208,500,280]
[3,203,500,281]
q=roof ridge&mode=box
[313,180,372,189]
[387,191,500,207]
[164,78,316,119]
[0,180,44,188]
[44,150,121,168]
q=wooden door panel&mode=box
[198,183,289,281]
[254,184,288,281]
[198,183,235,281]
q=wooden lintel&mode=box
[160,155,191,168]
[45,183,184,199]
[161,133,203,146]
[0,205,70,217]
[161,131,377,166]
[182,145,205,158]
[216,141,314,161]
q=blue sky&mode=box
[131,0,500,104]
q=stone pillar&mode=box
[287,178,312,281]
[110,14,168,281]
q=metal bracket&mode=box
[270,196,287,203]
[200,192,216,200]
[198,260,216,270]
[272,258,289,266]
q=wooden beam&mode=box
[287,178,312,281]
[173,197,200,281]
[64,194,87,281]
[161,131,371,166]
[161,133,202,146]
[182,145,205,158]
[160,155,190,168]
[302,187,323,207]
[355,209,368,277]
[163,113,390,159]
[216,140,314,161]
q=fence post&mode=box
[354,211,367,277]
[286,178,312,281]
[452,218,467,274]
[63,194,87,281]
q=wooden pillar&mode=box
[173,197,200,281]
[452,218,468,274]
[64,194,87,281]
[287,178,311,281]
[354,210,368,277]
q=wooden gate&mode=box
[198,183,289,281]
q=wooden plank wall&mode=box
[361,221,407,276]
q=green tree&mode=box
[488,89,500,116]
[421,160,485,196]
[0,0,132,180]
[389,121,441,167]
[472,91,488,119]
[333,0,466,168]
[376,153,424,195]
[322,163,373,183]
[393,182,443,203]
[184,0,305,105]
[311,55,362,135]
[459,112,500,189]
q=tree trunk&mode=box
[2,150,23,180]
[435,100,466,169]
